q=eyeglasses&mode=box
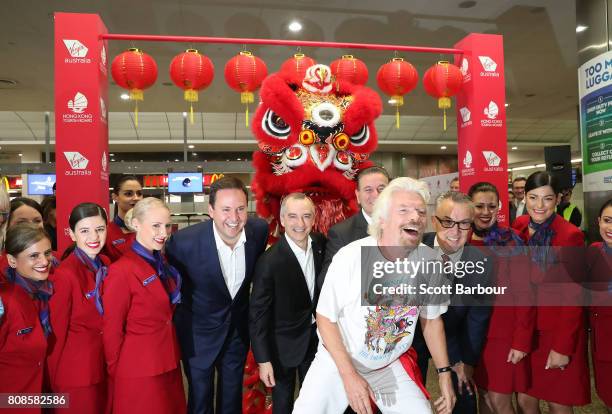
[435,216,472,231]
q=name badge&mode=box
[142,274,158,286]
[85,290,96,300]
[112,238,126,246]
[17,327,33,336]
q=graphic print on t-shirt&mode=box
[364,306,418,354]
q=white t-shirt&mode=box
[317,236,447,371]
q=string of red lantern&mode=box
[280,53,317,84]
[111,48,158,127]
[169,49,215,124]
[376,57,419,129]
[224,51,268,127]
[109,47,462,132]
[330,54,368,86]
[422,60,463,130]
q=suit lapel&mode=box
[233,220,255,301]
[204,220,232,300]
[353,211,369,240]
[312,235,325,275]
[278,235,312,306]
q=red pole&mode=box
[101,34,463,55]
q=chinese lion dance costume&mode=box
[251,63,382,238]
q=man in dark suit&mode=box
[166,177,268,414]
[509,176,527,224]
[415,191,493,414]
[322,166,390,279]
[249,193,326,413]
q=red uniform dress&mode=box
[587,241,612,406]
[513,214,590,406]
[47,252,110,414]
[103,249,185,414]
[103,221,136,262]
[0,279,49,414]
[472,231,536,394]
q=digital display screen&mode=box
[167,172,203,193]
[27,174,56,195]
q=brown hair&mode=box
[5,223,50,257]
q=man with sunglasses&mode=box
[414,191,493,414]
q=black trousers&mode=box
[271,326,318,414]
[418,357,477,414]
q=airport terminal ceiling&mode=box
[0,0,581,165]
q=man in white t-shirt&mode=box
[293,177,456,414]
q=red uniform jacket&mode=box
[587,242,612,362]
[0,281,48,397]
[103,222,136,262]
[469,235,535,353]
[512,214,585,356]
[102,250,181,379]
[47,252,109,389]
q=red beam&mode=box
[101,34,463,55]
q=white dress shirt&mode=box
[285,234,315,301]
[515,199,526,217]
[213,224,247,299]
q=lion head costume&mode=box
[251,63,382,238]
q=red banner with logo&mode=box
[454,34,509,224]
[54,13,109,253]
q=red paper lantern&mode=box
[224,51,268,126]
[169,49,215,124]
[422,60,463,130]
[376,57,419,128]
[330,55,368,86]
[111,48,157,126]
[280,53,316,83]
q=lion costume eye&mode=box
[261,109,291,139]
[350,125,370,146]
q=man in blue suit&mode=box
[166,177,268,414]
[413,191,493,414]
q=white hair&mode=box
[280,192,315,217]
[368,177,430,238]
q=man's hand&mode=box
[451,362,475,395]
[434,372,456,414]
[340,370,375,414]
[258,362,276,387]
[545,349,570,370]
[507,348,527,364]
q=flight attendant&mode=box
[512,171,589,413]
[0,224,53,414]
[103,197,185,414]
[468,182,534,414]
[47,203,110,413]
[587,198,612,412]
[104,175,142,261]
[1,198,57,282]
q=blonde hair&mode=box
[0,186,10,250]
[368,177,430,239]
[132,197,169,223]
